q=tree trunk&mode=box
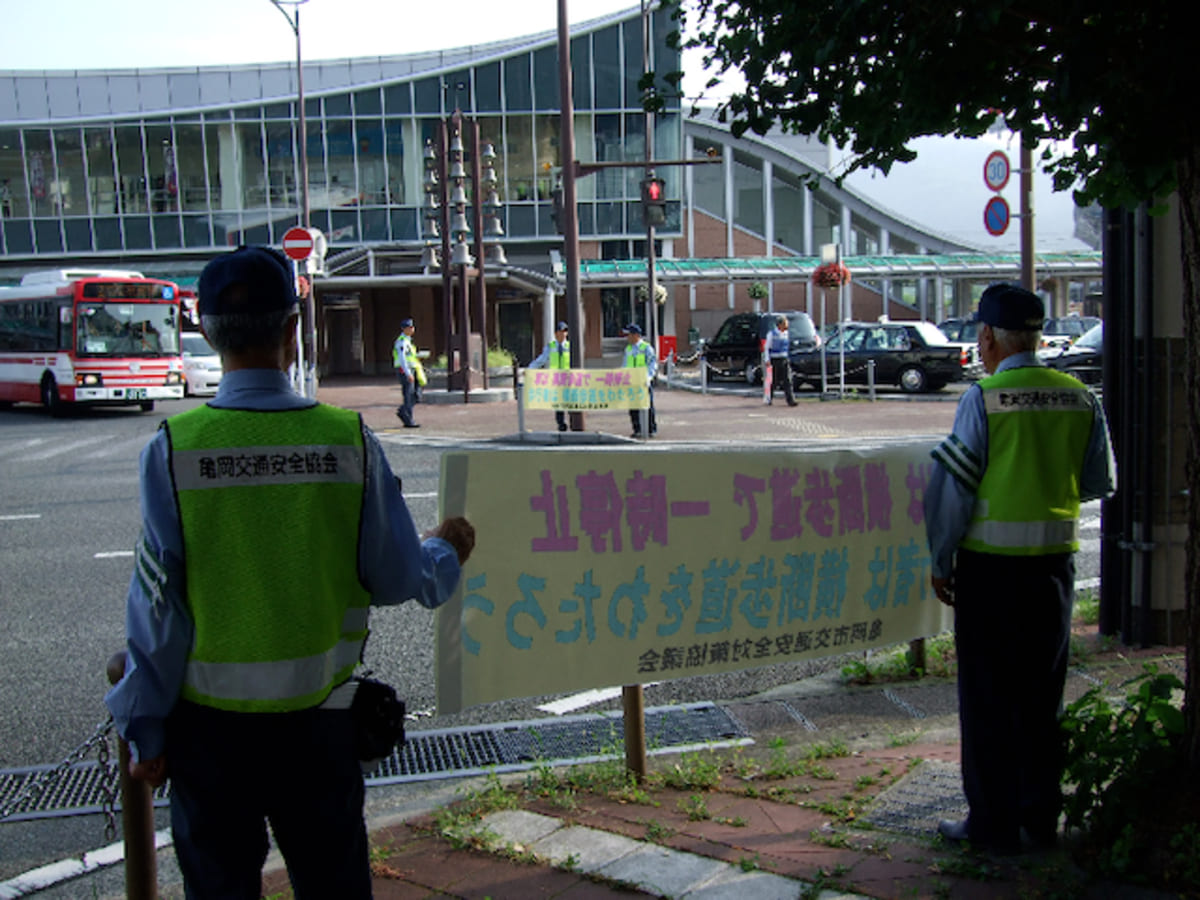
[1178,145,1200,768]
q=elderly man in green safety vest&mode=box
[622,322,657,438]
[925,282,1116,855]
[106,245,475,899]
[528,319,571,431]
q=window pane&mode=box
[533,47,558,110]
[357,118,386,205]
[476,61,501,112]
[414,77,441,114]
[53,128,86,216]
[354,87,381,115]
[504,113,533,201]
[174,123,208,211]
[593,25,621,108]
[571,35,592,110]
[504,55,532,111]
[24,130,58,217]
[203,118,229,212]
[85,127,118,216]
[384,82,411,115]
[144,122,180,214]
[693,140,723,217]
[1,128,28,218]
[265,120,298,213]
[114,127,148,214]
[383,118,407,206]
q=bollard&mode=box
[622,684,647,783]
[106,651,159,900]
[514,367,525,437]
[868,359,876,402]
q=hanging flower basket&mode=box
[811,262,852,288]
[747,281,769,301]
[636,283,669,305]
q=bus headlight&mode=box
[165,372,183,385]
[75,373,103,387]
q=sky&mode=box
[0,0,1089,252]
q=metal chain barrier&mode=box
[0,715,121,840]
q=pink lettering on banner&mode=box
[804,468,836,538]
[577,470,623,552]
[864,462,893,531]
[769,467,804,540]
[530,470,579,552]
[733,473,766,541]
[625,470,669,551]
[906,462,932,525]
[835,464,865,535]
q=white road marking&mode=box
[0,830,172,899]
[16,436,112,462]
[94,551,134,559]
[537,684,661,716]
[0,514,41,522]
[404,491,438,498]
[0,438,47,458]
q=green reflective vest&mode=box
[623,339,650,367]
[961,366,1095,556]
[165,403,370,712]
[549,339,570,370]
[393,333,417,370]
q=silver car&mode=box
[180,332,223,396]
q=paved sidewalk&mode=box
[316,370,962,447]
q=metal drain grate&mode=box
[0,702,748,822]
[861,758,967,837]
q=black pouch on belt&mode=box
[349,676,406,762]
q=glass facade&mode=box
[0,9,681,260]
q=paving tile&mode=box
[682,865,809,900]
[531,825,641,871]
[595,842,730,898]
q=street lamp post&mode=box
[270,0,316,398]
[270,0,311,229]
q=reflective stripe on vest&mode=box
[549,340,570,369]
[166,403,370,712]
[960,366,1094,556]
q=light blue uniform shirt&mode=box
[923,352,1117,579]
[105,368,462,762]
[766,327,789,358]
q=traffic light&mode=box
[641,173,667,228]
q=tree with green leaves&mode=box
[666,0,1198,766]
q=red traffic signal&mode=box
[641,174,667,228]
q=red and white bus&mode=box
[0,269,185,415]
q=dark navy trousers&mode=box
[165,701,371,900]
[952,548,1074,846]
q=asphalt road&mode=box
[0,386,1103,883]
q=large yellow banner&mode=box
[436,442,949,713]
[524,367,649,411]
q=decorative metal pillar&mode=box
[447,113,473,399]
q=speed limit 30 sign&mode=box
[983,150,1011,192]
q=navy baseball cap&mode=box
[556,321,569,331]
[622,323,643,335]
[400,318,414,328]
[198,246,297,316]
[978,283,1045,331]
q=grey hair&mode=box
[201,306,297,356]
[990,325,1041,354]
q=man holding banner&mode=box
[528,321,571,432]
[925,282,1116,854]
[622,323,657,438]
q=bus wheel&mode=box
[140,400,155,412]
[41,376,65,418]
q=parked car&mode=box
[180,331,223,396]
[935,317,984,380]
[790,320,967,393]
[1044,321,1102,385]
[1041,315,1101,351]
[704,311,821,384]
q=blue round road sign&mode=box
[983,195,1010,236]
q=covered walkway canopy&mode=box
[577,251,1102,288]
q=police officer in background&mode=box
[622,322,657,438]
[925,282,1116,854]
[393,317,420,428]
[528,320,571,432]
[106,246,475,898]
[766,315,797,406]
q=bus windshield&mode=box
[76,302,180,357]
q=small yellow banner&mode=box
[524,368,649,411]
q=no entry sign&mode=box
[282,227,315,261]
[983,195,1011,236]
